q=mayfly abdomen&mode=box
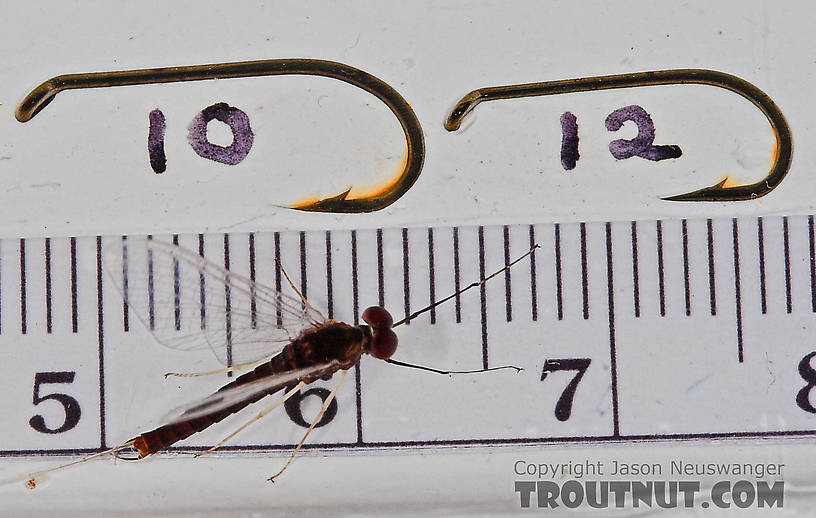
[128,322,366,458]
[129,353,292,457]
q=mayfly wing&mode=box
[161,360,341,424]
[102,235,327,366]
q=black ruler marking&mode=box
[45,237,52,333]
[707,219,717,316]
[427,228,437,324]
[172,234,181,331]
[223,234,233,376]
[580,222,589,320]
[757,217,767,315]
[606,222,620,437]
[529,224,538,322]
[402,227,410,324]
[351,230,363,444]
[70,236,78,333]
[656,220,665,317]
[555,223,564,320]
[249,233,257,329]
[681,219,691,317]
[504,225,512,322]
[146,235,155,332]
[783,216,792,314]
[325,231,334,320]
[732,219,744,363]
[479,226,488,370]
[198,234,206,330]
[19,238,26,335]
[377,229,385,308]
[809,215,816,312]
[453,227,461,323]
[274,232,282,326]
[631,221,640,318]
[299,231,307,307]
[96,236,107,449]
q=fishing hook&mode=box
[15,58,425,213]
[445,69,792,201]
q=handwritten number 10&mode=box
[560,105,682,171]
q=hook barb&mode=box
[445,69,792,202]
[16,59,425,213]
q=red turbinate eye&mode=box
[370,328,398,359]
[362,306,393,329]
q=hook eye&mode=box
[15,59,425,213]
[445,69,792,201]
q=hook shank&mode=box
[445,69,792,201]
[16,59,425,213]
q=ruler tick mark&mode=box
[198,234,206,330]
[377,229,385,308]
[453,227,462,323]
[19,238,26,334]
[504,225,512,322]
[146,235,155,331]
[733,219,744,363]
[631,221,640,318]
[172,234,181,331]
[71,236,78,333]
[274,232,282,327]
[223,234,233,376]
[783,216,792,313]
[402,227,410,324]
[299,231,307,308]
[555,223,563,320]
[249,233,257,328]
[809,215,816,312]
[325,231,334,320]
[707,219,717,316]
[580,222,589,320]
[656,220,665,317]
[427,228,436,324]
[757,217,767,314]
[681,219,691,316]
[45,237,52,333]
[529,224,538,321]
[606,222,620,437]
[479,226,488,369]
[121,236,129,332]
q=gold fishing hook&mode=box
[15,59,425,213]
[445,69,792,201]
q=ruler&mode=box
[2,216,816,458]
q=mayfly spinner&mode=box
[26,236,537,487]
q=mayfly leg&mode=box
[269,368,349,482]
[195,381,307,457]
[275,258,321,319]
[164,358,268,378]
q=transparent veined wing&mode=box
[161,360,341,424]
[103,235,327,366]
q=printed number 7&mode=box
[540,358,591,421]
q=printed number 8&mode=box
[797,352,816,414]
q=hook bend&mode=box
[445,69,791,201]
[16,59,425,213]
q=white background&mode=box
[1,1,816,515]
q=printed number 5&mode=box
[29,372,82,434]
[540,359,591,421]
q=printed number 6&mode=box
[29,372,82,434]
